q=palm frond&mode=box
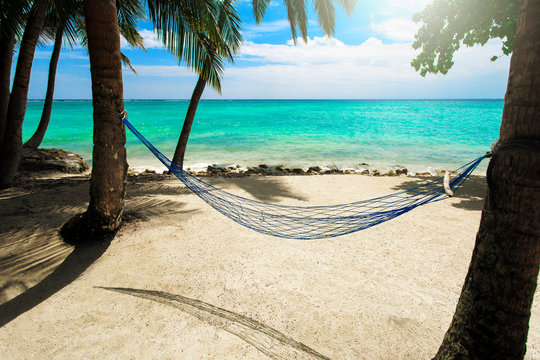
[117,0,146,50]
[121,51,138,73]
[251,0,271,24]
[313,0,335,36]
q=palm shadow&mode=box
[0,175,198,327]
[391,175,487,211]
[0,240,111,327]
[206,176,308,203]
[99,287,330,360]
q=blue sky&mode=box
[25,0,511,99]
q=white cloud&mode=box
[371,17,420,42]
[219,36,510,98]
[381,0,433,16]
[121,36,510,99]
[121,29,164,49]
[124,64,194,78]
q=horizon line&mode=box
[28,98,505,101]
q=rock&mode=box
[358,162,370,166]
[383,170,396,176]
[258,164,269,169]
[371,170,380,176]
[307,166,322,173]
[395,168,408,176]
[20,148,89,174]
[292,168,305,175]
[361,169,370,175]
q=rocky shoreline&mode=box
[133,163,454,178]
[18,148,456,181]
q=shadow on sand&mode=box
[391,174,487,211]
[0,175,199,327]
[0,240,111,327]
[100,287,329,360]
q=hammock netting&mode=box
[123,118,486,240]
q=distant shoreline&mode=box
[28,98,505,102]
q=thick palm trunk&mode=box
[171,76,206,168]
[61,0,127,243]
[0,28,15,147]
[0,2,47,188]
[434,1,540,359]
[24,24,64,150]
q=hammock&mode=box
[123,118,487,240]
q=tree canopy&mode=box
[411,0,519,76]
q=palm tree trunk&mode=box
[0,2,47,188]
[24,24,64,150]
[171,76,206,168]
[434,1,540,359]
[0,28,15,147]
[60,0,127,243]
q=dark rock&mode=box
[361,169,370,175]
[20,148,89,174]
[292,168,305,175]
[395,168,408,176]
[371,170,380,176]
[307,166,322,173]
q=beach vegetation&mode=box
[412,1,540,358]
[23,0,146,150]
[0,0,51,188]
[411,0,519,76]
[0,0,31,146]
[171,0,358,168]
[171,0,242,169]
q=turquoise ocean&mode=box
[23,99,503,173]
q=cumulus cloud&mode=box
[122,36,510,99]
[371,18,420,42]
[222,36,510,98]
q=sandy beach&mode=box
[0,171,538,359]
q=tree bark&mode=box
[60,0,127,243]
[434,0,540,359]
[171,76,206,168]
[0,28,15,147]
[0,2,47,188]
[24,24,64,150]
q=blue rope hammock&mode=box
[123,117,487,240]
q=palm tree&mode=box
[0,0,29,147]
[60,0,226,242]
[433,0,540,358]
[171,0,358,169]
[0,0,50,188]
[22,5,76,150]
[171,0,242,168]
[59,0,127,242]
[23,0,146,150]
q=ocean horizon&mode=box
[23,99,503,173]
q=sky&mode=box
[24,0,511,100]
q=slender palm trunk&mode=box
[434,1,540,359]
[0,28,15,147]
[171,77,206,168]
[61,0,127,243]
[0,2,47,188]
[24,24,64,150]
[171,0,233,169]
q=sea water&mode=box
[23,99,502,173]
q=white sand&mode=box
[0,173,538,359]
